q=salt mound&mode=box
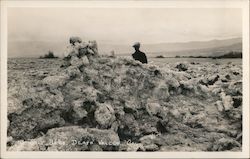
[7,38,242,151]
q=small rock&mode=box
[216,101,224,112]
[118,113,141,139]
[64,66,81,79]
[227,81,242,96]
[221,78,228,83]
[156,119,169,133]
[153,82,170,101]
[212,88,222,96]
[225,74,231,80]
[198,84,210,94]
[173,71,192,81]
[95,103,116,128]
[139,134,156,145]
[88,40,98,55]
[232,96,242,108]
[210,138,241,151]
[81,56,90,66]
[78,47,89,58]
[208,75,219,85]
[119,143,144,151]
[180,79,195,92]
[7,136,14,146]
[170,109,181,119]
[69,56,83,67]
[176,63,188,71]
[232,71,240,75]
[144,144,159,151]
[71,100,88,123]
[167,77,180,88]
[146,102,161,116]
[82,87,98,102]
[124,100,138,114]
[111,121,119,132]
[139,122,158,135]
[89,144,103,151]
[42,75,69,88]
[220,92,233,111]
[8,138,44,151]
[236,133,242,143]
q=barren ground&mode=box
[7,57,242,151]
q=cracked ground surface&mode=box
[7,57,242,151]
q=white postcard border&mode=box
[1,0,249,158]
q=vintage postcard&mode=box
[0,0,249,158]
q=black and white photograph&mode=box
[0,0,249,158]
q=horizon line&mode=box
[8,36,242,45]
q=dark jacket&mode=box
[132,51,148,64]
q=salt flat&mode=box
[7,56,242,151]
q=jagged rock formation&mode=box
[7,38,242,151]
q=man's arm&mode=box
[143,53,148,64]
[132,53,136,60]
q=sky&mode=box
[8,8,242,45]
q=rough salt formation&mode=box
[7,37,242,151]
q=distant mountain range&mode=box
[165,42,242,57]
[140,37,242,57]
[8,37,242,58]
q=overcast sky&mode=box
[8,8,242,45]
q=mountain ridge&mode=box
[8,37,242,58]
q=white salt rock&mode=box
[199,84,210,94]
[207,74,220,85]
[170,109,181,118]
[69,36,82,45]
[88,40,98,55]
[180,80,194,90]
[166,77,180,89]
[126,143,144,151]
[144,144,159,151]
[212,87,222,96]
[220,92,233,111]
[70,55,81,66]
[7,136,13,143]
[87,48,95,55]
[146,102,161,116]
[76,41,88,48]
[8,139,41,151]
[42,75,69,88]
[94,103,115,128]
[71,100,88,123]
[153,81,170,101]
[172,71,191,81]
[64,41,87,58]
[139,134,156,145]
[81,56,90,65]
[65,66,81,78]
[216,101,224,112]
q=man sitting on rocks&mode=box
[132,42,148,64]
